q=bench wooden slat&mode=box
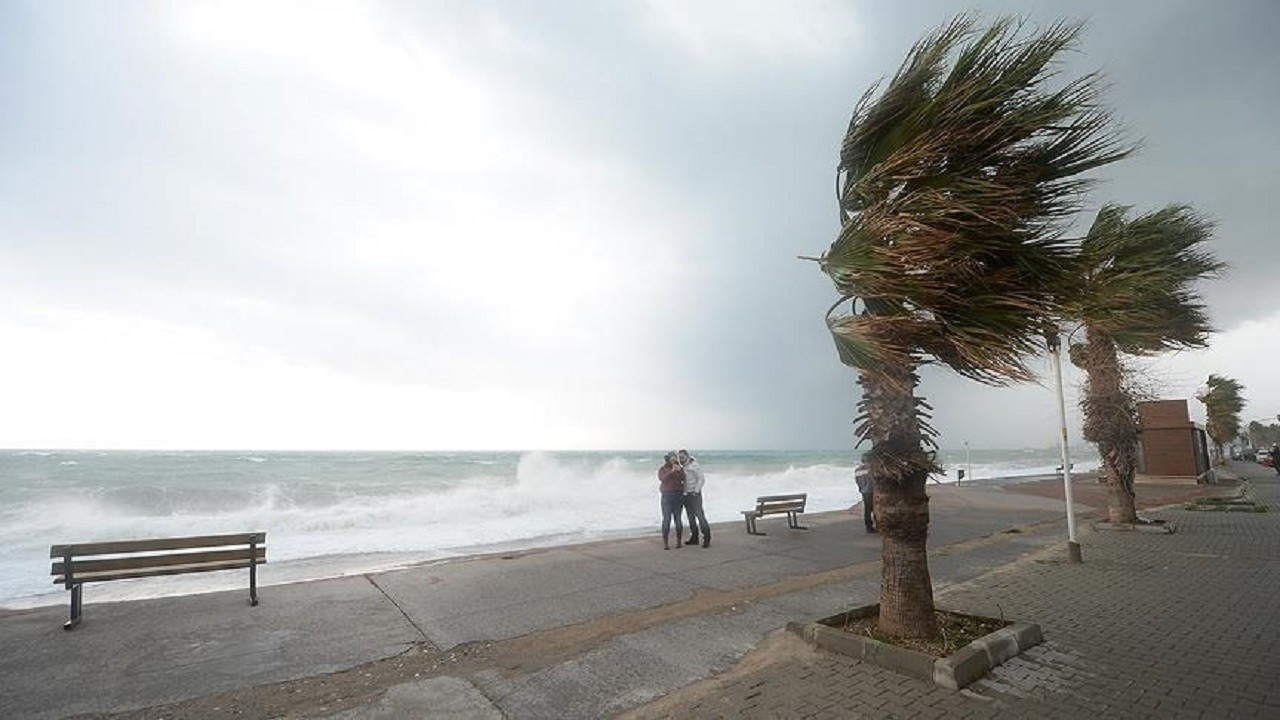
[755,494,806,503]
[54,558,264,585]
[756,500,805,511]
[52,547,266,577]
[50,532,266,558]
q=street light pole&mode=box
[964,441,971,487]
[1046,330,1082,563]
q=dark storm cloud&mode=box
[380,0,1280,448]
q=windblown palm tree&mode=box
[1068,205,1222,523]
[816,15,1128,639]
[1198,374,1246,463]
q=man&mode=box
[679,449,710,548]
[658,452,686,550]
[855,457,876,533]
[1271,444,1280,476]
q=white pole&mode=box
[1047,332,1082,563]
[965,441,971,487]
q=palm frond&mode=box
[819,13,1132,387]
[1197,374,1246,447]
[1074,204,1224,354]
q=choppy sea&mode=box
[0,448,1097,607]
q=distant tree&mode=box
[1198,375,1246,463]
[1065,205,1223,523]
[1247,420,1280,447]
[816,15,1128,639]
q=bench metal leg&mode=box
[745,515,766,536]
[63,584,82,630]
[249,538,260,607]
[788,512,809,530]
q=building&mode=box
[1136,399,1211,482]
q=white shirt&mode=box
[682,459,705,494]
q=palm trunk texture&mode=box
[1081,328,1139,524]
[859,363,939,639]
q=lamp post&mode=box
[964,441,971,487]
[1046,330,1082,563]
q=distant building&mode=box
[1136,399,1211,482]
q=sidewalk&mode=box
[0,474,1237,719]
[626,461,1280,719]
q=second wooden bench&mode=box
[741,494,808,535]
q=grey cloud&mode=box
[3,0,1276,449]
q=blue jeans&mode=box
[683,492,710,541]
[661,491,684,542]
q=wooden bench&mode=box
[741,494,808,535]
[50,532,266,630]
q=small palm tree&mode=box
[1068,205,1223,523]
[817,15,1128,639]
[1198,374,1246,463]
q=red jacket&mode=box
[658,464,686,493]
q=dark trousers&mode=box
[661,491,684,540]
[861,490,875,531]
[683,492,710,541]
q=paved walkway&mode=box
[0,469,1255,720]
[626,462,1280,719]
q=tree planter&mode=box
[1186,486,1266,512]
[1091,518,1175,533]
[788,604,1043,690]
[1185,499,1267,512]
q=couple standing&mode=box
[657,449,711,549]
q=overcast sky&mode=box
[2,0,1277,451]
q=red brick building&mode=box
[1136,399,1211,480]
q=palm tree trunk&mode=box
[859,362,938,639]
[1081,328,1139,524]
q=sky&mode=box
[1,0,1277,451]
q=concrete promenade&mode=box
[0,469,1253,719]
[629,461,1280,719]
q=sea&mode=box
[0,447,1098,608]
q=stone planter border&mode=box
[1091,520,1176,533]
[1184,502,1266,512]
[788,603,1042,690]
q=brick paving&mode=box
[626,463,1280,719]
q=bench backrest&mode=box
[51,532,266,587]
[755,494,807,514]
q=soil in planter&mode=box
[840,611,1009,657]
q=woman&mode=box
[658,452,686,549]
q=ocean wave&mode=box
[0,449,1101,604]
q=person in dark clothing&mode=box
[679,449,710,548]
[855,459,876,533]
[658,452,686,549]
[1271,444,1280,475]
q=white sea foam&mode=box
[0,448,1097,607]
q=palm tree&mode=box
[817,16,1128,639]
[1068,205,1222,523]
[1198,374,1246,463]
